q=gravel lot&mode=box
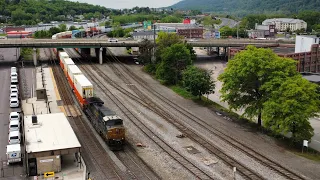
[108,61,320,180]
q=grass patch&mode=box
[0,34,6,36]
[170,85,197,100]
[293,151,320,162]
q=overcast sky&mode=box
[71,0,181,9]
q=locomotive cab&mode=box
[83,97,125,150]
[104,116,125,148]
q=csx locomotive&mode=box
[83,97,125,150]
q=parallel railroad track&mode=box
[102,48,307,180]
[44,48,124,180]
[65,48,212,179]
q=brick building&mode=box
[177,28,204,38]
[229,36,320,73]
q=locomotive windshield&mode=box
[106,119,123,126]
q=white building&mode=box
[262,18,307,32]
[295,35,320,53]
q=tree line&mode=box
[141,32,215,101]
[0,0,114,25]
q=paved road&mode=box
[0,65,24,179]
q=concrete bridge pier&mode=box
[33,48,37,66]
[217,47,220,56]
[99,47,103,64]
[224,47,228,61]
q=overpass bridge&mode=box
[0,38,294,48]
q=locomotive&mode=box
[83,97,125,150]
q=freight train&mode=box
[52,32,125,150]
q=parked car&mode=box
[11,76,18,84]
[9,112,20,122]
[10,85,18,91]
[8,131,21,145]
[108,38,118,42]
[10,88,19,95]
[9,120,20,132]
[10,98,19,108]
[10,93,19,100]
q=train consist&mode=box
[51,32,125,150]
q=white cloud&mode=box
[70,0,181,9]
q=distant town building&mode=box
[154,23,203,38]
[229,35,320,73]
[262,18,307,32]
[132,31,157,40]
[177,27,204,38]
[247,24,276,39]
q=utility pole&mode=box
[152,23,156,62]
[237,22,239,39]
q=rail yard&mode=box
[0,31,319,180]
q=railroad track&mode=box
[44,48,124,180]
[103,49,307,180]
[65,48,213,179]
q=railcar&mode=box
[67,65,82,90]
[73,74,93,106]
[83,97,125,150]
[62,58,75,76]
[58,52,69,69]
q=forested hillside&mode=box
[0,0,117,25]
[170,0,320,15]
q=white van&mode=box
[10,98,19,108]
[9,112,20,122]
[8,131,21,144]
[11,67,17,74]
[6,144,21,164]
[9,120,20,132]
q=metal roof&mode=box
[74,74,92,87]
[64,58,74,65]
[263,18,306,24]
[7,144,20,152]
[68,65,82,74]
[24,113,81,153]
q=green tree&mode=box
[156,32,183,62]
[182,66,215,99]
[219,26,233,37]
[203,16,215,28]
[156,44,192,85]
[49,27,61,35]
[58,24,67,32]
[241,14,267,29]
[218,46,298,126]
[161,15,181,23]
[69,25,78,31]
[139,39,153,65]
[263,76,319,142]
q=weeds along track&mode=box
[65,48,212,179]
[103,49,307,180]
[44,48,124,180]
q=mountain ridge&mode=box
[170,0,320,15]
